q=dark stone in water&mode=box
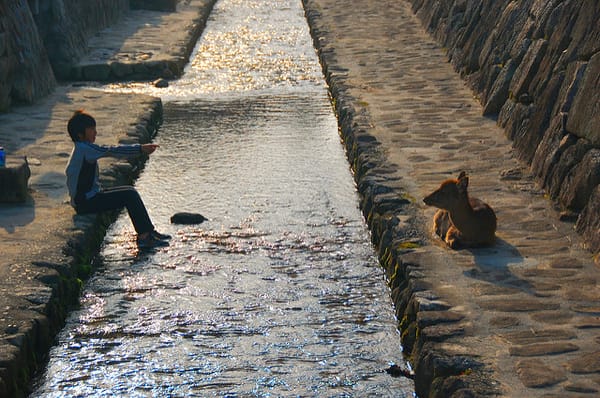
[170,212,207,224]
[153,78,169,88]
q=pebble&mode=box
[170,212,207,224]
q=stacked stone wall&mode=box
[32,0,130,79]
[0,0,129,110]
[0,0,56,111]
[407,0,600,253]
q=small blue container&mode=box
[0,147,5,167]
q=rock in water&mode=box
[153,78,169,88]
[170,212,207,225]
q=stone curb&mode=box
[303,2,498,397]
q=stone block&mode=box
[576,184,600,253]
[82,64,111,81]
[516,359,567,388]
[483,60,515,116]
[559,148,600,211]
[567,52,600,146]
[0,82,11,112]
[0,56,8,81]
[560,61,587,114]
[110,62,133,78]
[0,157,31,203]
[566,351,600,374]
[0,32,6,56]
[52,62,74,81]
[509,38,548,99]
[547,136,592,200]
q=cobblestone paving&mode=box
[303,0,600,396]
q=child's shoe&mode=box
[151,230,172,240]
[137,234,169,249]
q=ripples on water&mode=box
[32,0,414,396]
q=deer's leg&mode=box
[444,226,464,249]
[433,210,451,239]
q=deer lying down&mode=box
[423,171,497,249]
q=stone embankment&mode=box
[303,0,599,397]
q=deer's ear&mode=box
[457,171,467,179]
[457,175,469,192]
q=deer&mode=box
[423,171,497,249]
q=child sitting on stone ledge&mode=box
[65,110,170,249]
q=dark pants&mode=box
[76,186,154,234]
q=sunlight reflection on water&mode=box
[105,0,323,100]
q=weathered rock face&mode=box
[0,0,56,111]
[407,0,600,253]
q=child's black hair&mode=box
[67,110,96,142]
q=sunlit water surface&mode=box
[31,0,414,396]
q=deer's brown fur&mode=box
[423,171,497,249]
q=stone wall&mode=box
[406,0,600,253]
[0,0,56,111]
[0,0,129,110]
[32,0,130,80]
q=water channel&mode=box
[32,0,414,396]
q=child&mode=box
[65,110,170,248]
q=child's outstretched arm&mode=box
[77,142,159,161]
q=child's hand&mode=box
[141,144,159,154]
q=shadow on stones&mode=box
[0,197,35,233]
[463,238,535,294]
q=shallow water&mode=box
[31,0,414,396]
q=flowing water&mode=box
[32,0,414,396]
